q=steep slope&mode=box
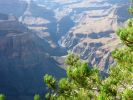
[0,13,65,100]
[0,0,27,17]
[57,0,130,70]
[0,0,129,70]
[0,0,131,99]
[25,0,130,70]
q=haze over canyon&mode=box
[0,0,130,100]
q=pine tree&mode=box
[0,94,5,100]
[35,1,133,100]
[100,1,133,99]
[44,53,102,100]
[34,94,40,100]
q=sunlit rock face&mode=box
[29,0,129,70]
[58,0,130,70]
[0,0,130,100]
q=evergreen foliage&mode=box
[43,52,133,100]
[1,1,133,100]
[34,94,40,100]
[0,94,5,100]
[35,1,133,100]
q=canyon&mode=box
[0,0,130,100]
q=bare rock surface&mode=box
[0,13,65,100]
[0,0,131,100]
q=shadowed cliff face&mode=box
[26,0,129,70]
[0,14,66,100]
[0,0,27,17]
[22,0,130,70]
[0,0,131,100]
[57,0,130,70]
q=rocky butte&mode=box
[0,0,131,100]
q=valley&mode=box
[0,0,131,100]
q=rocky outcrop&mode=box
[27,0,129,70]
[0,0,129,70]
[0,0,131,100]
[0,14,65,100]
[59,0,130,70]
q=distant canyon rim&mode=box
[0,0,131,100]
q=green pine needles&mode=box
[1,1,133,100]
[42,52,133,100]
[0,94,5,100]
[34,1,133,100]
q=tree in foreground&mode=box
[44,54,102,100]
[34,94,40,100]
[35,1,133,100]
[0,94,5,100]
[44,51,133,100]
